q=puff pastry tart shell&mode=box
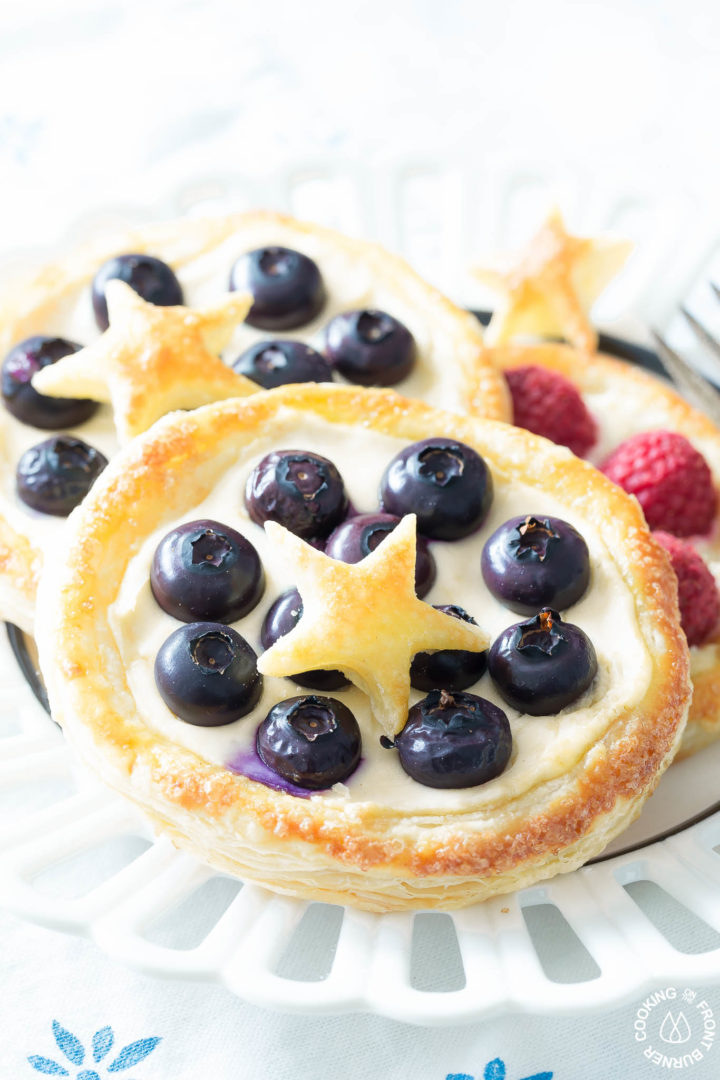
[36,385,690,912]
[493,343,720,759]
[0,210,509,634]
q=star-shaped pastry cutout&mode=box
[32,280,257,443]
[257,514,489,738]
[473,210,631,353]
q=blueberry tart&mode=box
[0,209,508,632]
[37,384,690,911]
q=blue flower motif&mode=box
[107,1039,161,1072]
[28,1024,160,1078]
[446,1060,553,1080]
[92,1028,114,1064]
[53,1023,84,1067]
[27,1062,68,1077]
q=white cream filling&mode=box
[1,220,477,558]
[109,416,652,815]
[584,382,686,467]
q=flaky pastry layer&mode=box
[492,342,720,759]
[0,210,509,632]
[36,385,690,911]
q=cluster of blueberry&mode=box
[2,334,108,516]
[230,246,416,388]
[1,244,418,518]
[149,437,598,793]
[0,240,600,794]
[1,256,187,514]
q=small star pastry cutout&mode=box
[473,210,631,353]
[257,514,489,737]
[32,280,257,443]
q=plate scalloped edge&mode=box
[2,627,720,1026]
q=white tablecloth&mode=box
[3,906,719,1080]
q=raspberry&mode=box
[505,365,597,458]
[601,431,717,537]
[654,531,720,646]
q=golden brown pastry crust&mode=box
[473,211,631,353]
[491,342,720,760]
[36,384,691,911]
[0,210,510,632]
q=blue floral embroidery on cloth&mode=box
[28,1023,160,1078]
[447,1058,553,1080]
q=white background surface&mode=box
[1,2,720,1078]
[0,0,718,249]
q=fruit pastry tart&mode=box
[36,383,690,911]
[0,210,508,633]
[475,211,720,758]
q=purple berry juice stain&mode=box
[225,745,315,798]
[225,744,363,798]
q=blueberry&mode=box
[394,689,511,788]
[324,309,416,386]
[410,605,487,691]
[16,436,108,516]
[2,335,98,429]
[380,438,493,540]
[324,512,436,598]
[151,519,264,623]
[232,339,333,389]
[481,515,590,615]
[256,694,361,789]
[261,588,349,691]
[229,246,325,330]
[92,253,183,330]
[245,449,348,540]
[154,622,262,726]
[488,608,598,715]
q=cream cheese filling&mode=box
[109,415,652,815]
[1,220,477,558]
[583,382,688,468]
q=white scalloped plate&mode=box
[2,625,720,1026]
[1,163,719,1024]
